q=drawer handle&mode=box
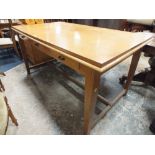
[19,35,27,40]
[58,55,65,61]
[34,43,39,47]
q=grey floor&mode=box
[2,54,155,134]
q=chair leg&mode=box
[4,96,18,126]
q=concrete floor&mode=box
[2,54,155,134]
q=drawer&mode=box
[31,40,80,71]
[19,36,51,65]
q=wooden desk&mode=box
[12,22,153,134]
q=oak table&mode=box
[12,22,153,134]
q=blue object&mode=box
[0,48,22,72]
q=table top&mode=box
[147,38,155,47]
[12,22,153,67]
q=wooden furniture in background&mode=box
[0,90,8,134]
[119,19,155,89]
[0,19,21,57]
[0,34,14,49]
[0,29,2,37]
[0,19,20,31]
[19,19,44,25]
[0,21,14,49]
[120,19,155,32]
[0,19,21,38]
[120,38,155,88]
[12,22,153,134]
[44,19,53,23]
[20,19,35,25]
[34,19,44,24]
[0,72,18,134]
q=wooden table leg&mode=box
[11,31,20,56]
[124,50,141,94]
[84,70,100,134]
[18,37,31,75]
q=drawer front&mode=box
[31,40,80,71]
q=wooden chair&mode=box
[24,19,36,25]
[0,19,22,58]
[119,20,155,89]
[34,19,44,24]
[0,91,8,134]
[0,34,14,58]
[0,20,14,51]
[20,19,44,25]
[0,72,18,134]
[0,37,14,48]
[120,19,154,32]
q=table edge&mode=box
[12,27,153,73]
